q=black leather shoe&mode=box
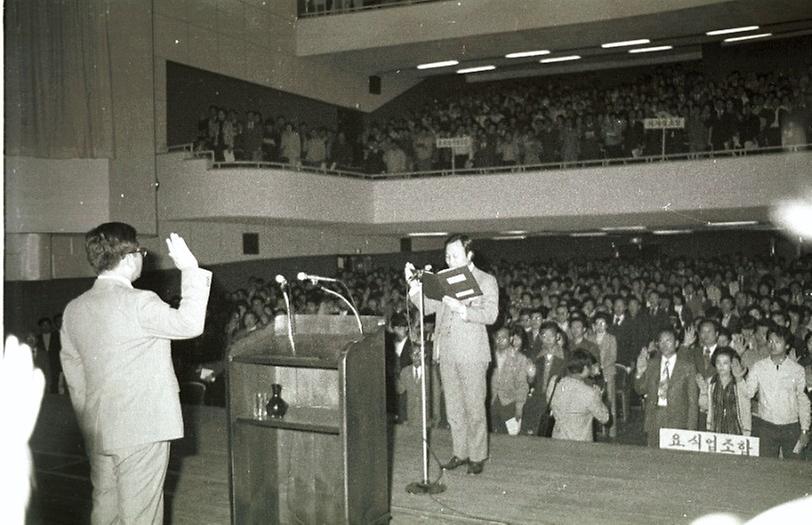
[441,456,469,470]
[467,460,484,475]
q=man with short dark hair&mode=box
[719,295,741,334]
[61,223,211,524]
[405,234,498,475]
[635,327,699,447]
[36,316,62,393]
[623,296,650,367]
[570,316,599,364]
[385,312,412,422]
[526,308,545,361]
[521,321,567,436]
[734,327,810,459]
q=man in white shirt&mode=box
[61,223,212,524]
[733,327,810,459]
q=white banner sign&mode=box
[436,137,472,148]
[644,117,685,130]
[660,428,759,456]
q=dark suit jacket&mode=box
[608,316,633,368]
[385,335,413,415]
[635,349,699,434]
[646,308,671,342]
[520,353,566,435]
[526,330,544,362]
[38,331,62,392]
[685,344,716,380]
[719,313,741,334]
[624,313,651,365]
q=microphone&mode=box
[296,272,338,283]
[296,271,362,334]
[406,264,433,282]
[274,274,288,286]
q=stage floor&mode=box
[28,396,811,524]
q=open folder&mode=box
[421,266,483,302]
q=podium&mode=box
[226,315,389,524]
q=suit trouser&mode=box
[753,417,801,459]
[490,400,517,434]
[440,360,489,462]
[647,406,670,448]
[90,441,170,525]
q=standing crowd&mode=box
[203,250,812,460]
[187,63,811,174]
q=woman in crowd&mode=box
[588,312,618,437]
[698,347,752,435]
[509,324,531,359]
[548,350,610,442]
[490,328,535,434]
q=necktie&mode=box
[658,360,670,403]
[704,347,712,367]
[614,316,620,326]
[542,354,552,392]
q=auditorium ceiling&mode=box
[208,206,780,239]
[298,0,812,81]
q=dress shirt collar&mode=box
[394,337,408,357]
[661,353,677,374]
[97,274,133,288]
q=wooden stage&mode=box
[28,395,811,524]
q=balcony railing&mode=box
[162,142,811,180]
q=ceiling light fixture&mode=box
[416,60,459,70]
[706,26,759,36]
[407,231,449,237]
[706,220,759,227]
[492,235,527,240]
[600,226,647,232]
[723,33,772,43]
[457,65,496,74]
[499,230,528,235]
[628,45,674,54]
[601,38,650,48]
[505,49,551,58]
[569,232,607,238]
[652,229,692,235]
[540,55,581,64]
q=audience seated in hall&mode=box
[188,62,811,174]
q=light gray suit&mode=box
[61,268,211,524]
[412,265,498,462]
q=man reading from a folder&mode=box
[405,234,498,475]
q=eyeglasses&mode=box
[128,247,148,257]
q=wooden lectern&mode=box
[226,315,389,524]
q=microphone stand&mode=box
[280,286,296,355]
[317,285,363,335]
[406,269,446,495]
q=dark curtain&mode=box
[5,0,114,158]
